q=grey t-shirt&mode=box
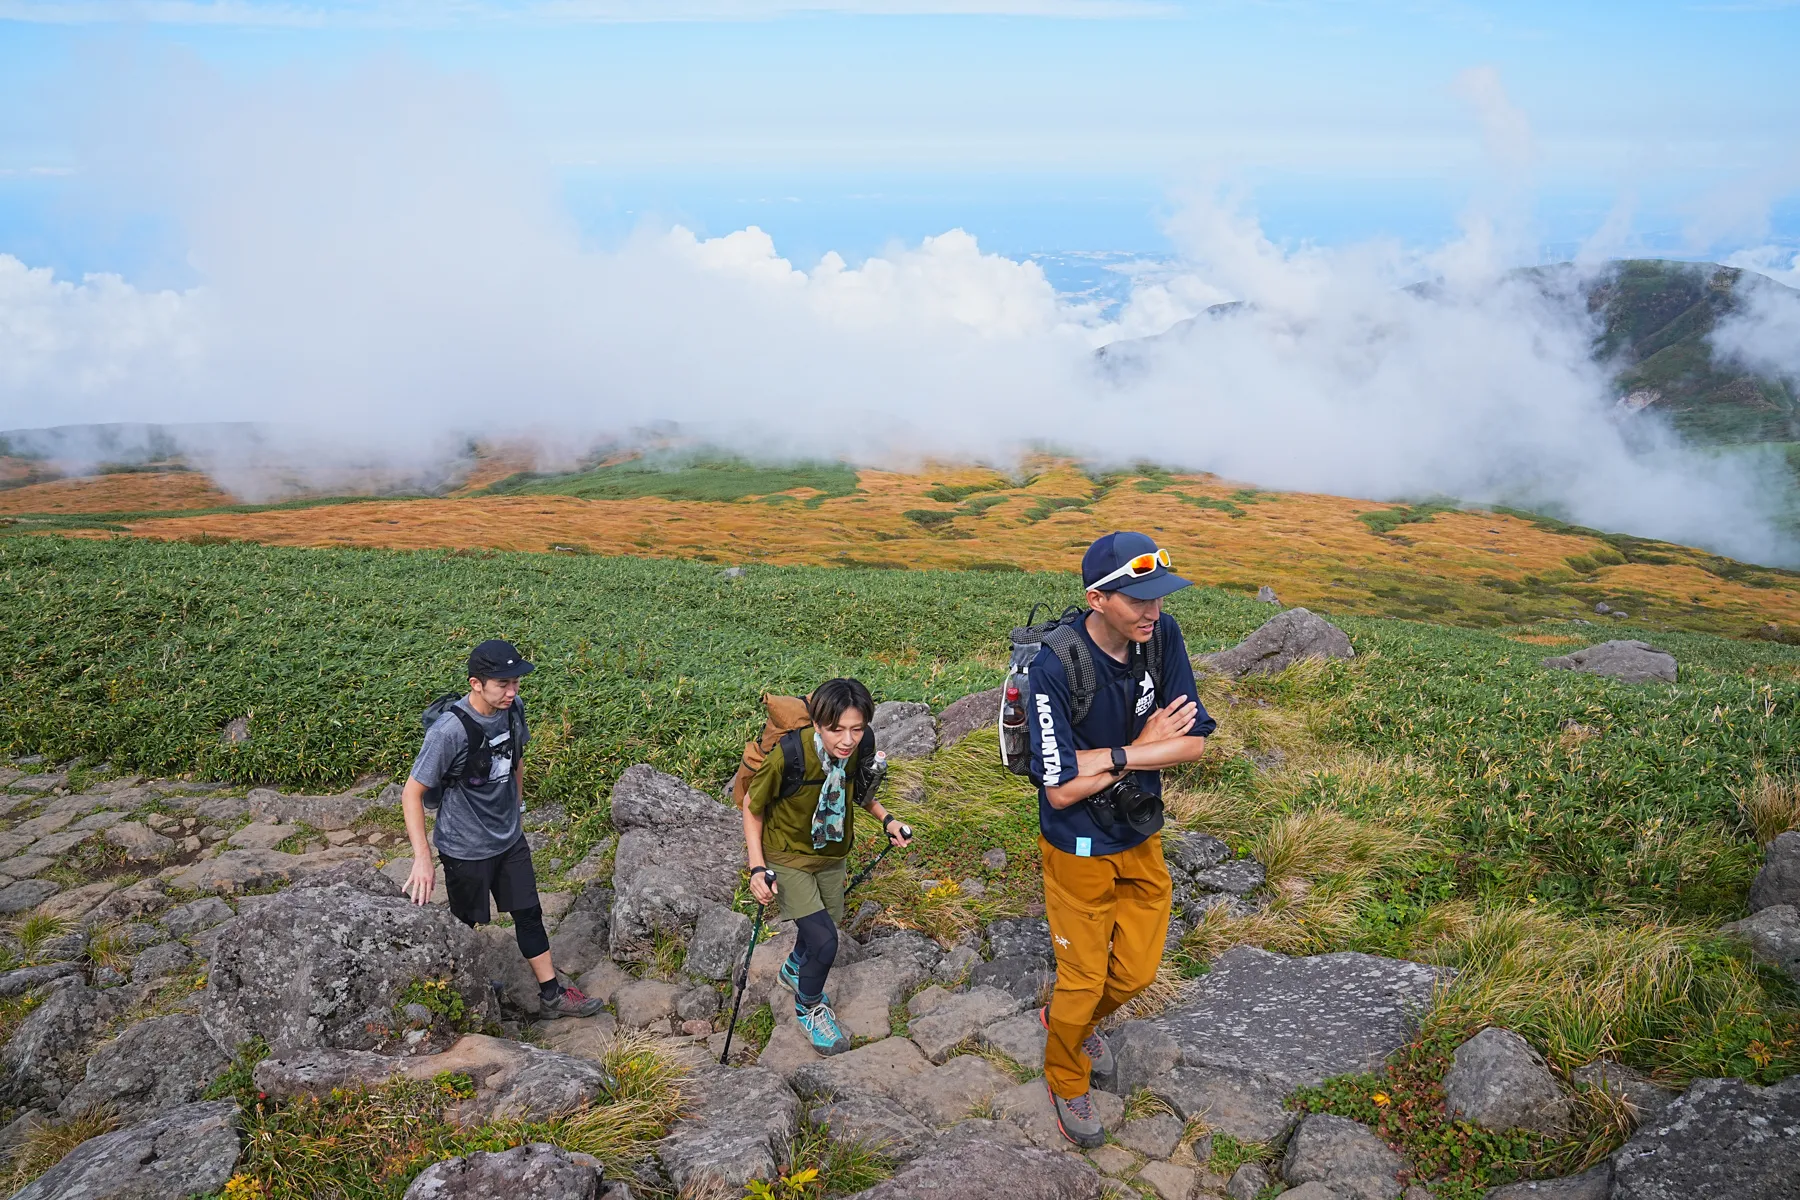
[409,696,528,860]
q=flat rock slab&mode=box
[791,1035,934,1101]
[1540,640,1676,684]
[980,1010,1048,1072]
[755,1020,824,1076]
[1283,1113,1406,1200]
[1150,1063,1297,1143]
[807,1090,937,1162]
[1610,1075,1800,1200]
[12,1099,242,1200]
[1485,1164,1612,1199]
[909,985,1023,1063]
[1135,1160,1198,1200]
[996,1078,1125,1150]
[0,879,60,914]
[170,845,376,894]
[658,1064,799,1189]
[844,1136,1106,1200]
[59,1013,231,1123]
[1151,945,1448,1089]
[890,1053,1018,1127]
[403,1141,602,1199]
[228,821,301,851]
[1114,1112,1184,1159]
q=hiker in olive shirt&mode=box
[401,639,604,1019]
[741,678,912,1054]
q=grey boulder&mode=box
[1540,640,1676,684]
[1282,1112,1405,1200]
[202,881,493,1056]
[937,688,1004,747]
[1722,904,1800,984]
[685,902,752,982]
[872,700,938,760]
[58,1014,230,1122]
[1610,1074,1800,1199]
[1747,831,1800,913]
[806,1090,937,1162]
[608,767,743,964]
[1197,608,1354,678]
[1442,1027,1570,1135]
[844,1136,1104,1199]
[1,979,123,1107]
[404,1142,602,1199]
[657,1064,799,1189]
[1485,1164,1612,1199]
[11,1099,241,1200]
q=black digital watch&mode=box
[1110,746,1129,774]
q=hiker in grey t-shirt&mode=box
[401,639,604,1019]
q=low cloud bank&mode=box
[2,59,1795,565]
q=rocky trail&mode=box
[0,618,1794,1198]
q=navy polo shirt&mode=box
[1028,612,1217,857]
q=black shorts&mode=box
[439,835,539,927]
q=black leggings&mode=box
[512,904,550,960]
[790,909,839,1003]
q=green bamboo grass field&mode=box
[2,536,1797,1195]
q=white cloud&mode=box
[4,56,1796,565]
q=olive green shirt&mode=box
[746,734,868,871]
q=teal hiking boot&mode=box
[795,998,851,1055]
[779,955,827,1004]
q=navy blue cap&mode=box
[468,639,534,680]
[1082,531,1192,600]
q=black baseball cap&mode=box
[468,639,535,681]
[1082,531,1192,601]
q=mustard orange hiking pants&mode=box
[1040,834,1173,1099]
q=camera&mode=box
[1085,775,1164,836]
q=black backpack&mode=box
[418,694,523,809]
[770,726,878,800]
[999,606,1168,776]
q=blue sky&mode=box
[2,1,1798,278]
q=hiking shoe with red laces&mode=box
[1047,1080,1107,1148]
[541,983,605,1019]
[1038,1006,1116,1086]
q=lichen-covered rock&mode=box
[1748,832,1800,913]
[937,688,1004,747]
[685,902,752,981]
[1485,1164,1612,1199]
[806,1090,936,1162]
[871,700,938,759]
[1,979,123,1107]
[843,1135,1105,1200]
[1540,640,1677,684]
[403,1141,602,1199]
[1282,1112,1406,1200]
[11,1099,241,1200]
[58,1014,230,1122]
[607,767,743,964]
[1197,608,1354,678]
[201,881,494,1056]
[1610,1075,1800,1199]
[657,1065,799,1189]
[1442,1028,1570,1135]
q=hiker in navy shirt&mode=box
[1026,531,1215,1150]
[1030,605,1215,858]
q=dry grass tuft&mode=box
[1120,1087,1177,1122]
[1252,810,1425,887]
[1734,770,1800,846]
[1415,903,1771,1079]
[1100,962,1191,1030]
[2,1109,119,1193]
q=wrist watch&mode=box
[1110,746,1129,775]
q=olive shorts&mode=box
[770,859,847,924]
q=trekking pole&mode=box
[720,872,775,1066]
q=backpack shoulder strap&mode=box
[1146,614,1169,693]
[445,704,487,784]
[1041,619,1097,725]
[777,728,809,799]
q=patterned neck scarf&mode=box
[810,728,849,849]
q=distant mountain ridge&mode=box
[1099,258,1800,448]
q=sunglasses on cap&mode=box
[1089,546,1173,591]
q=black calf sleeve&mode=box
[512,904,550,960]
[793,909,838,1001]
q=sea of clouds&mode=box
[3,57,1798,564]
